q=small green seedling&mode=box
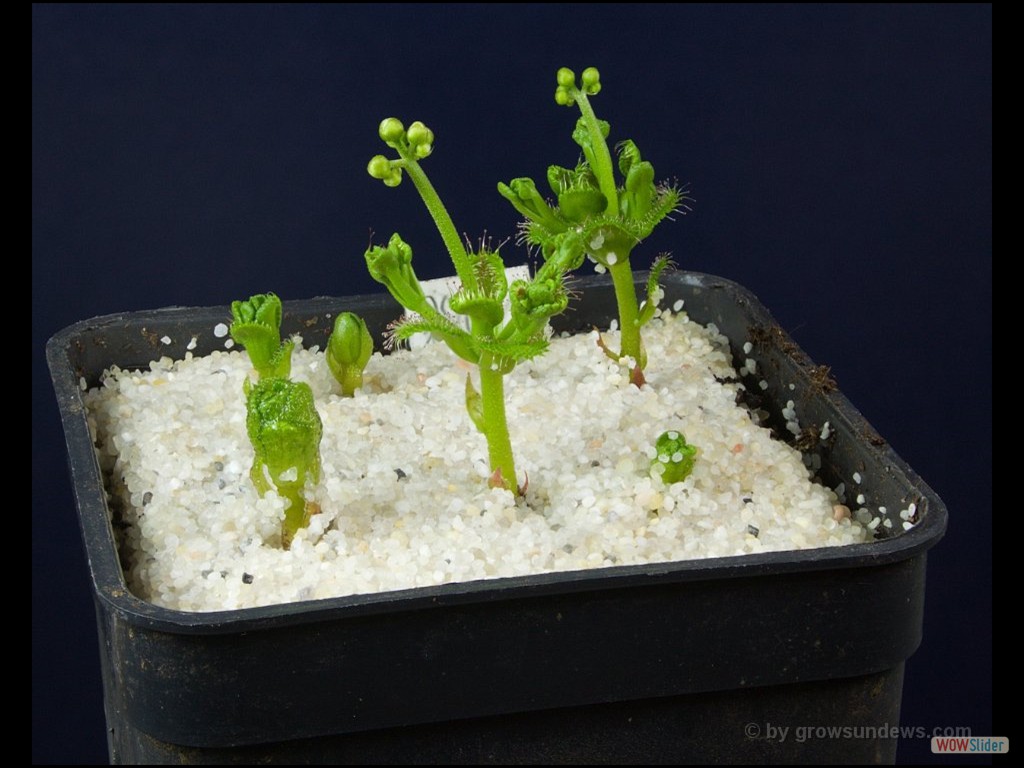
[327,312,373,396]
[230,292,322,549]
[245,377,323,549]
[651,430,697,484]
[367,118,584,492]
[499,67,688,386]
[229,293,293,379]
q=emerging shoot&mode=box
[229,293,293,380]
[327,312,373,396]
[229,292,322,549]
[500,66,690,386]
[245,377,323,549]
[651,430,697,484]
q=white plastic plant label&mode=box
[404,265,532,349]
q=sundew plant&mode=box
[366,119,585,492]
[499,67,688,386]
[230,293,322,549]
[326,311,373,397]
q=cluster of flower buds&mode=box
[554,66,601,106]
[367,118,435,187]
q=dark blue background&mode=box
[33,5,991,764]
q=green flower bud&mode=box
[556,67,576,88]
[328,313,370,365]
[406,120,433,147]
[327,312,374,397]
[367,155,392,180]
[581,67,601,95]
[555,86,574,106]
[378,117,405,144]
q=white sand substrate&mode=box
[86,309,869,612]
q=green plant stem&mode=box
[608,258,642,364]
[400,157,476,291]
[280,484,309,550]
[392,146,519,490]
[478,358,516,489]
[574,91,619,216]
[337,369,363,398]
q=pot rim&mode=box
[46,271,948,634]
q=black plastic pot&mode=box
[47,272,946,765]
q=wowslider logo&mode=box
[932,736,1008,754]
